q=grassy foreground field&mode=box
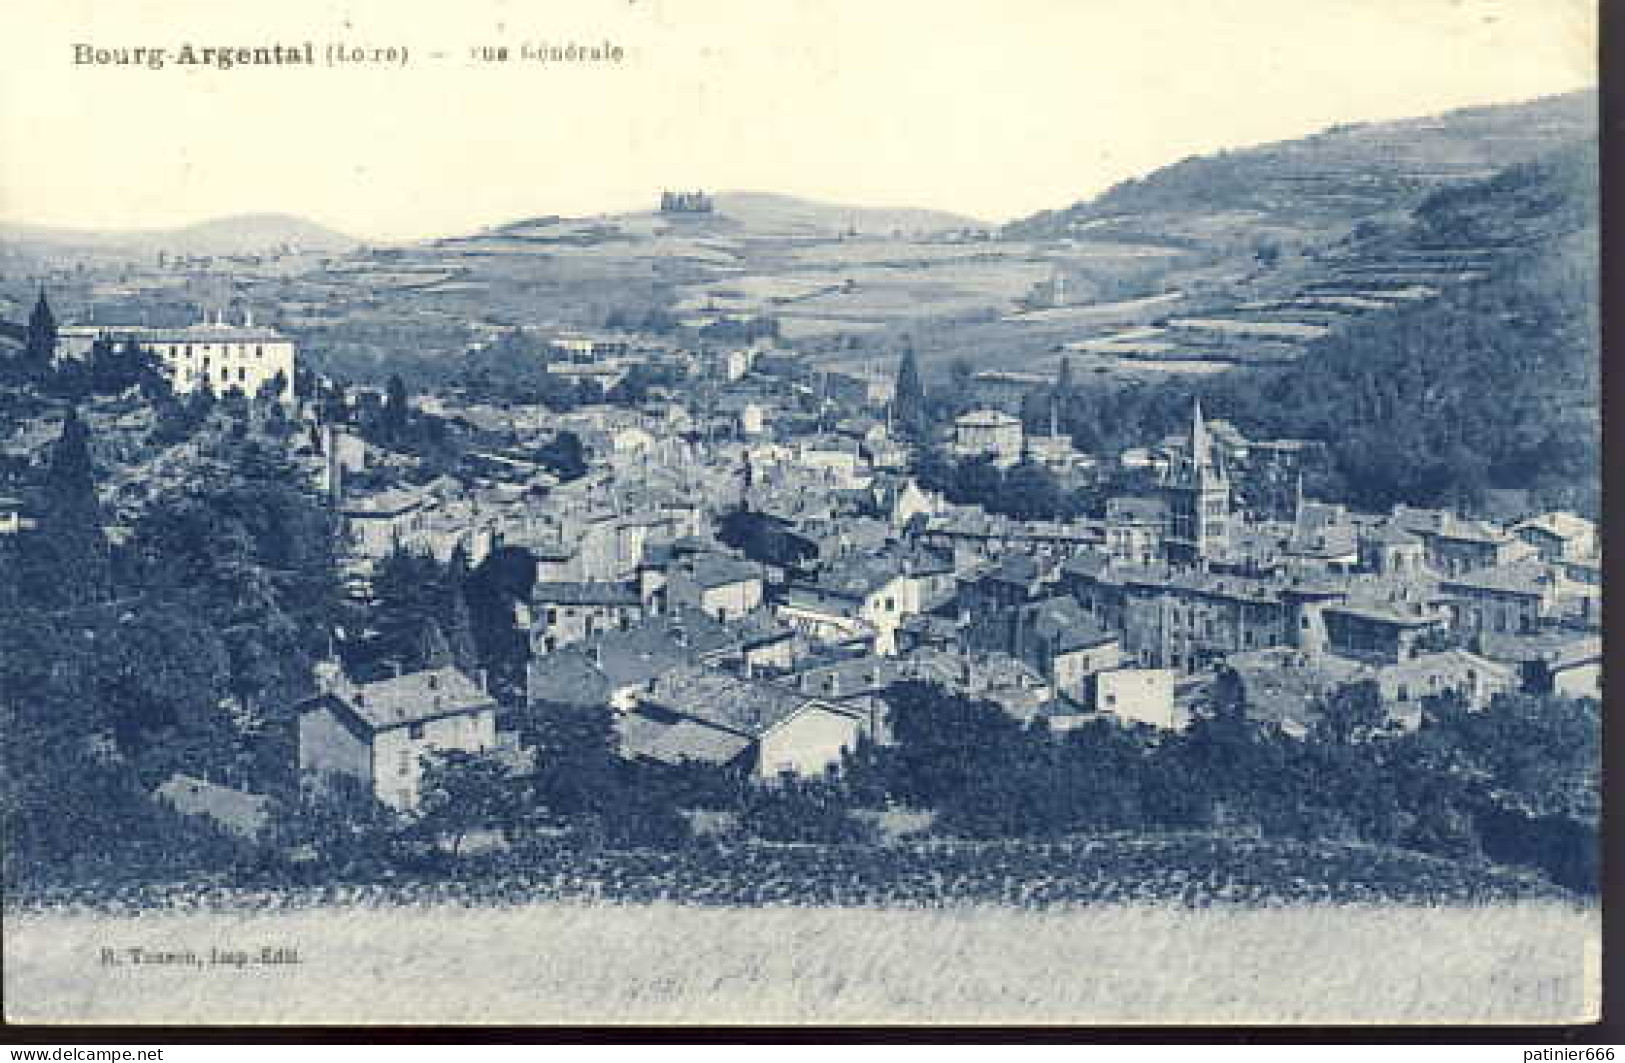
[4,900,1597,1025]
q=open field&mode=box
[3,900,1596,1025]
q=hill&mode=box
[701,191,984,238]
[1003,90,1595,245]
[469,191,984,243]
[1061,138,1600,516]
[0,212,357,257]
[975,92,1597,387]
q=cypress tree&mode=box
[383,374,409,443]
[893,342,926,440]
[25,407,109,605]
[443,544,482,675]
[23,290,58,381]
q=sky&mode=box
[0,0,1597,241]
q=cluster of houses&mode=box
[9,299,1596,832]
[290,374,1600,818]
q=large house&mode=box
[778,551,946,656]
[952,409,1024,467]
[530,580,646,653]
[664,555,765,622]
[621,665,869,778]
[1390,505,1530,577]
[1442,560,1562,638]
[59,311,296,404]
[297,665,500,812]
[1511,512,1598,564]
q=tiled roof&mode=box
[678,555,762,589]
[1378,650,1513,689]
[635,719,754,766]
[566,610,736,691]
[1513,512,1595,542]
[984,553,1042,586]
[1475,629,1590,666]
[810,554,906,598]
[1060,549,1114,580]
[955,409,1021,428]
[1548,636,1603,671]
[1115,564,1285,605]
[531,580,642,606]
[342,488,429,517]
[527,651,614,708]
[1106,496,1168,522]
[1324,598,1440,628]
[644,665,845,737]
[155,774,273,838]
[1024,597,1116,653]
[344,667,496,730]
[85,323,290,344]
[726,607,794,647]
[1363,523,1422,546]
[1442,559,1555,598]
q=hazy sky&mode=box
[0,0,1596,241]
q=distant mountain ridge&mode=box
[699,191,986,236]
[1004,91,1596,243]
[0,212,357,256]
[476,191,986,243]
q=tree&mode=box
[414,749,524,857]
[1002,461,1064,521]
[536,431,588,482]
[382,374,409,443]
[1309,680,1390,746]
[419,618,454,669]
[464,546,534,701]
[523,702,624,820]
[18,408,109,606]
[948,358,975,404]
[740,777,873,844]
[368,548,445,672]
[892,343,927,440]
[22,290,57,381]
[443,546,482,675]
[287,776,404,877]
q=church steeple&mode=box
[1191,397,1212,471]
[1161,396,1232,567]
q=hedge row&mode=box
[6,832,1575,917]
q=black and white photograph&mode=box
[0,0,1603,1030]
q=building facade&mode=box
[60,313,296,404]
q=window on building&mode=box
[408,723,425,740]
